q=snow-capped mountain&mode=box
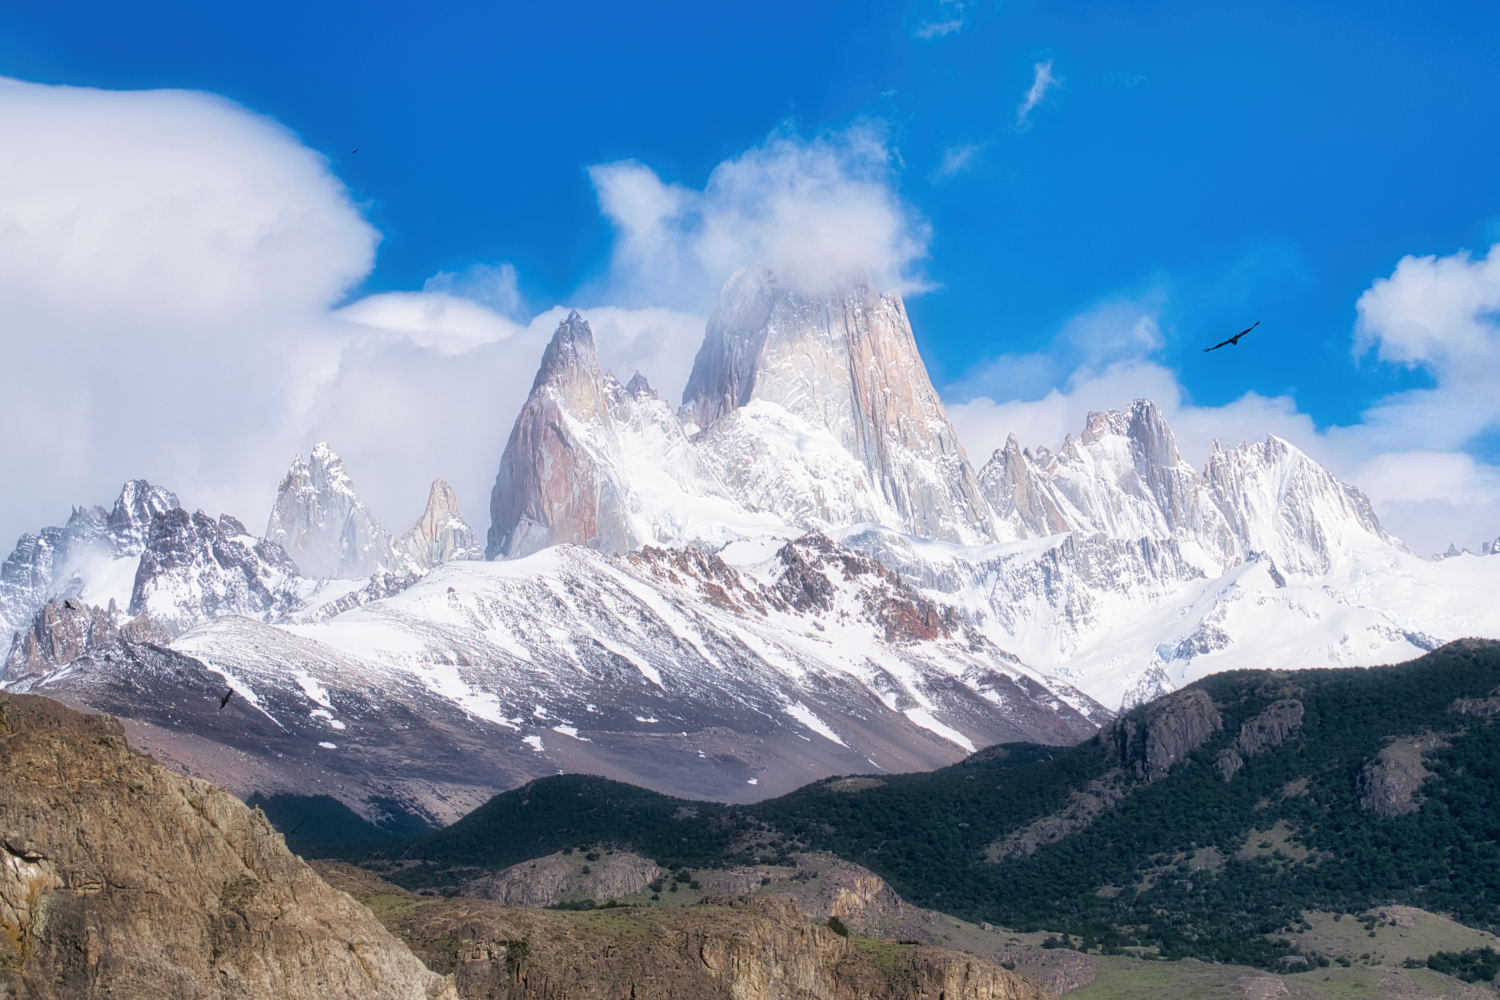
[266,442,395,579]
[0,480,178,635]
[682,267,995,546]
[5,263,1500,826]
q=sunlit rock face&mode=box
[486,310,643,560]
[395,479,482,571]
[975,397,1399,575]
[683,266,996,546]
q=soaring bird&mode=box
[219,689,234,710]
[1204,321,1259,352]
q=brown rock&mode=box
[0,693,454,1000]
[347,881,1053,1000]
[486,311,642,560]
[463,851,664,907]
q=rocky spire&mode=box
[487,312,642,560]
[265,443,392,580]
[681,267,996,546]
[395,480,481,570]
[979,434,1072,538]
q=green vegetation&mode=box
[1419,947,1500,983]
[320,640,1500,972]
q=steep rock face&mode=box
[684,267,994,546]
[1204,434,1399,575]
[130,508,308,636]
[0,693,453,1000]
[1357,738,1441,817]
[1235,698,1305,755]
[0,481,179,634]
[1104,687,1222,782]
[463,851,663,907]
[487,312,643,559]
[266,442,394,579]
[320,871,1051,1000]
[2,598,168,679]
[396,480,483,571]
[974,399,1398,577]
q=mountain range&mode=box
[3,264,1499,830]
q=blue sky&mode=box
[2,0,1499,553]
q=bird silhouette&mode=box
[350,148,359,154]
[1204,321,1259,353]
[289,820,305,836]
[219,689,234,710]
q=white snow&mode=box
[784,702,849,747]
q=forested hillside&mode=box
[322,639,1500,969]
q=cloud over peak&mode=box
[589,124,931,307]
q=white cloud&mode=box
[1016,60,1061,129]
[422,262,526,321]
[1352,243,1500,452]
[0,76,378,549]
[910,0,978,39]
[932,142,986,179]
[945,260,1500,556]
[0,76,705,552]
[589,124,930,308]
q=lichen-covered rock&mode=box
[0,694,454,1000]
[1357,738,1441,816]
[1235,699,1305,755]
[463,851,663,907]
[1104,687,1222,782]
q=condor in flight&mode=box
[1204,321,1259,352]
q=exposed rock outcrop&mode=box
[396,480,483,571]
[266,442,395,579]
[463,851,663,907]
[2,597,168,679]
[974,399,1401,575]
[1214,747,1244,781]
[0,480,178,635]
[1357,737,1443,816]
[487,311,642,559]
[320,864,1052,1000]
[130,507,306,637]
[1235,699,1305,755]
[0,694,454,1000]
[684,267,996,546]
[1104,687,1222,783]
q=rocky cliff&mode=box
[266,442,395,579]
[397,480,483,571]
[0,480,178,635]
[315,863,1053,1000]
[487,311,643,559]
[683,267,996,546]
[0,693,453,999]
[130,508,308,637]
